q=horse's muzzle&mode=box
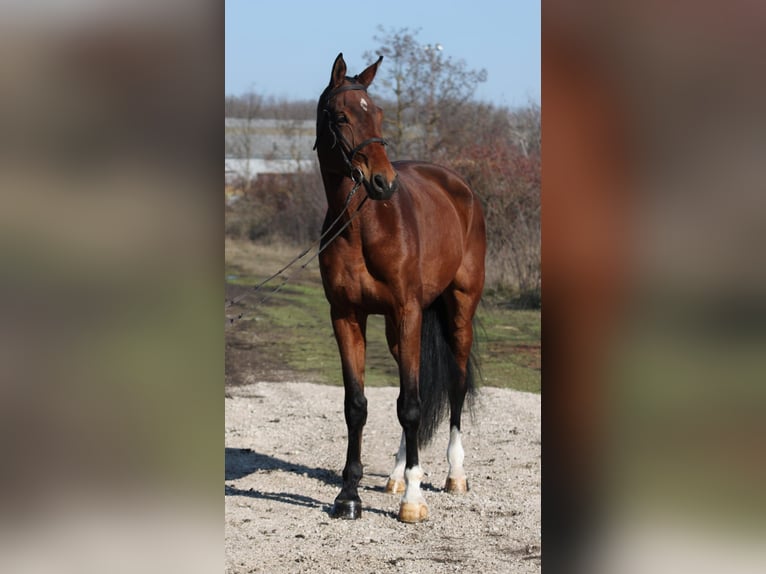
[366,173,399,200]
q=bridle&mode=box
[313,80,388,184]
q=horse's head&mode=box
[314,53,399,200]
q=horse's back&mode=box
[393,160,478,203]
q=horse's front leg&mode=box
[329,308,368,519]
[395,302,429,523]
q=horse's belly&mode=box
[420,238,463,299]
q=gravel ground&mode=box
[225,382,540,573]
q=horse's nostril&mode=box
[373,174,386,191]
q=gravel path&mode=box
[225,382,541,573]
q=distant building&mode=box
[225,118,317,184]
[225,158,316,184]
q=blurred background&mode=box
[543,1,766,573]
[0,1,222,572]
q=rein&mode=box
[225,179,368,326]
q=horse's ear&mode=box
[330,53,347,88]
[358,55,383,87]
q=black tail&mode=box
[417,296,478,446]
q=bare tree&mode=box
[225,93,315,120]
[363,27,487,161]
[509,101,541,158]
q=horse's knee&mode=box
[344,391,368,428]
[397,393,421,429]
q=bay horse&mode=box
[314,53,486,523]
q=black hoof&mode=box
[330,498,362,519]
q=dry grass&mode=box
[224,237,323,283]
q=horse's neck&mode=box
[321,170,358,215]
[320,170,367,246]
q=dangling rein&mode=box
[225,181,368,326]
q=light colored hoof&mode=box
[384,478,406,494]
[398,501,429,523]
[444,477,469,494]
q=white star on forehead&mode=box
[360,98,368,112]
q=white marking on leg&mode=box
[360,97,368,112]
[401,465,426,505]
[388,431,406,483]
[447,426,466,480]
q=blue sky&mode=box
[225,0,540,107]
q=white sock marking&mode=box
[447,426,466,480]
[388,431,406,483]
[401,465,426,505]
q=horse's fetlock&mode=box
[342,460,363,485]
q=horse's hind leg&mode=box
[444,287,481,494]
[383,315,407,494]
[385,431,407,494]
[394,301,429,523]
[329,309,368,519]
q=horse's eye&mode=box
[335,114,349,124]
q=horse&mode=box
[313,53,486,523]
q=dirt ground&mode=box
[225,381,541,573]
